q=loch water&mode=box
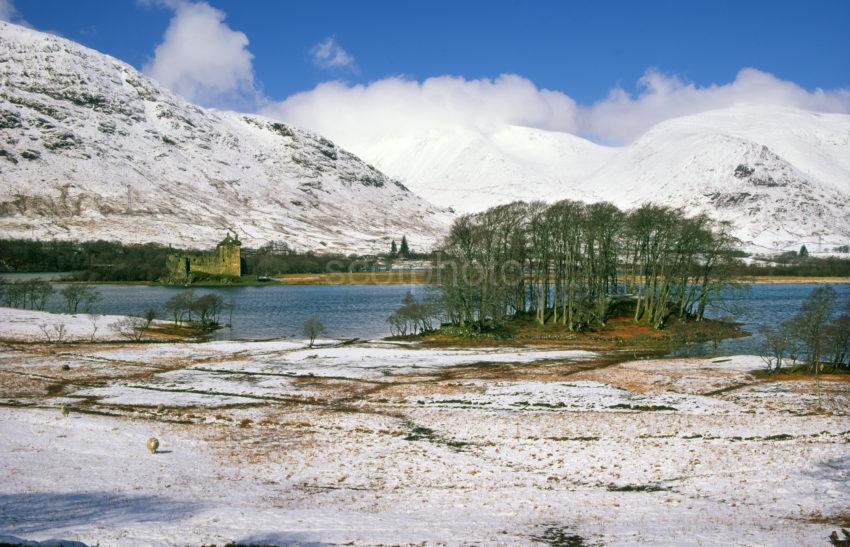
[2,275,848,356]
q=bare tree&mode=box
[38,323,51,342]
[759,320,798,373]
[165,290,195,326]
[435,200,738,334]
[191,294,224,326]
[387,291,436,336]
[88,314,101,342]
[225,297,237,328]
[1,279,54,310]
[39,323,67,343]
[793,285,837,373]
[60,284,100,314]
[143,307,158,329]
[302,315,326,347]
[25,279,54,311]
[825,298,850,369]
[110,317,148,341]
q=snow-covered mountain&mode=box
[0,21,451,253]
[354,105,850,253]
[2,21,847,255]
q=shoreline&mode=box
[734,275,850,284]
[3,272,849,286]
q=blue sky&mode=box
[11,0,850,104]
[4,0,849,146]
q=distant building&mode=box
[165,233,242,281]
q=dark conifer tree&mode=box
[399,236,410,258]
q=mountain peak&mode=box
[358,103,850,252]
[0,21,451,252]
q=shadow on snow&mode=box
[0,491,202,535]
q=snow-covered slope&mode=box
[356,105,850,253]
[358,125,613,211]
[0,21,451,252]
[586,106,850,252]
[2,21,846,254]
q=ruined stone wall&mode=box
[165,255,189,278]
[186,244,240,277]
[164,236,241,281]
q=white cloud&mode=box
[582,68,850,143]
[0,0,29,25]
[135,3,850,147]
[263,68,850,148]
[310,36,357,71]
[143,1,260,109]
[0,0,16,21]
[262,74,579,150]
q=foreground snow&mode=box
[0,337,848,545]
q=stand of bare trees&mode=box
[164,290,227,330]
[59,284,101,314]
[0,278,54,310]
[387,291,438,336]
[761,286,850,373]
[436,200,738,332]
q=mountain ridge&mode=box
[348,103,850,253]
[2,21,848,255]
[0,21,451,253]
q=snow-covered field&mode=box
[1,311,849,545]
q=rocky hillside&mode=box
[0,21,451,253]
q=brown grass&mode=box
[274,271,433,285]
[739,276,850,284]
[273,271,849,286]
[804,511,850,528]
[415,315,743,354]
[756,371,850,384]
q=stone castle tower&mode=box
[213,232,242,276]
[165,233,242,280]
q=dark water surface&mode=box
[2,275,848,355]
[3,279,435,341]
[683,282,850,356]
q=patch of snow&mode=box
[416,379,738,414]
[0,307,145,342]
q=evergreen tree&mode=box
[399,236,410,258]
[799,245,809,258]
[390,240,398,257]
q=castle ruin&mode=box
[165,233,242,281]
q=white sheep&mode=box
[60,404,69,417]
[146,437,160,454]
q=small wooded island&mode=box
[376,201,748,351]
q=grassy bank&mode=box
[274,271,432,285]
[6,271,848,287]
[742,275,850,284]
[272,272,849,286]
[397,314,748,353]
